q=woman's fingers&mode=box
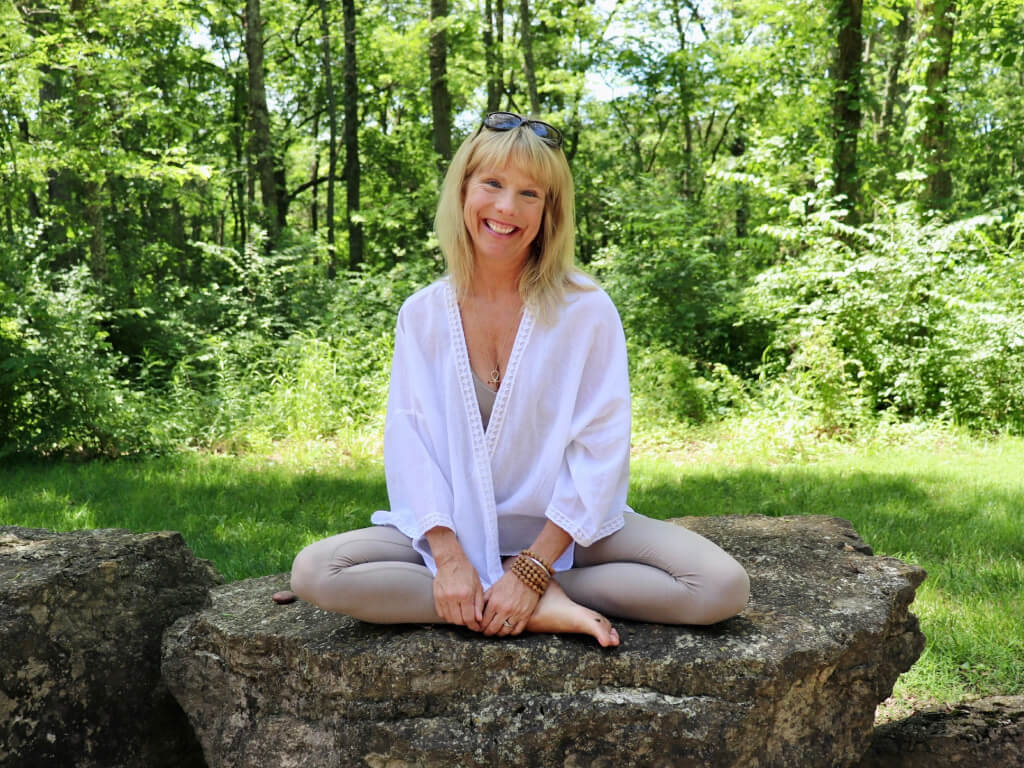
[481,571,540,636]
[432,552,485,631]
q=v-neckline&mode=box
[446,282,534,459]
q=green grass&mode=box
[2,428,1021,710]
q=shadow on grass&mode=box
[2,454,1022,602]
[629,459,1024,604]
[0,453,388,581]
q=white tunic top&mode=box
[371,277,631,590]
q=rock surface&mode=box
[162,515,926,768]
[0,526,221,768]
[857,695,1024,767]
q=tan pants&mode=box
[290,511,749,626]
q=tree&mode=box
[318,0,339,268]
[341,0,363,272]
[518,0,541,114]
[429,0,452,164]
[918,0,957,211]
[483,0,505,111]
[831,0,864,220]
[245,0,280,245]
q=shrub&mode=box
[744,199,1024,433]
[0,258,149,456]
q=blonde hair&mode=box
[435,121,587,321]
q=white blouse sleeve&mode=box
[543,296,631,546]
[382,305,456,538]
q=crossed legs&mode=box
[290,511,749,631]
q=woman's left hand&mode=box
[481,569,540,636]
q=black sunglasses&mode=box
[477,111,563,149]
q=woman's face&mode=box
[462,161,545,271]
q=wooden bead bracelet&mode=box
[511,550,553,595]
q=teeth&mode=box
[487,220,516,234]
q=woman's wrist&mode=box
[526,520,573,569]
[425,526,466,566]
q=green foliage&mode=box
[744,197,1024,433]
[144,257,439,451]
[589,176,770,377]
[2,0,1023,457]
[631,345,748,426]
[0,252,148,457]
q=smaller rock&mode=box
[0,526,221,768]
[272,590,297,604]
[858,695,1024,768]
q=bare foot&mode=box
[526,581,620,647]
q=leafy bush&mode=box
[744,199,1024,433]
[589,176,771,378]
[630,344,748,426]
[147,258,440,450]
[0,258,149,456]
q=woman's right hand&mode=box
[427,527,484,631]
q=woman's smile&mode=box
[485,219,518,235]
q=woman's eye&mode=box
[485,179,501,188]
[522,190,540,199]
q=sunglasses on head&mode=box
[477,112,564,149]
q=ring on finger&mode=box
[504,618,514,627]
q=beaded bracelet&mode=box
[511,553,550,595]
[520,549,553,576]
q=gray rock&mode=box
[162,515,926,768]
[0,526,221,768]
[857,695,1024,767]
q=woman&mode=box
[290,112,749,646]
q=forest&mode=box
[1,0,1023,456]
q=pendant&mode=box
[488,365,500,386]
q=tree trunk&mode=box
[72,0,107,281]
[429,0,452,165]
[341,0,364,273]
[831,0,863,222]
[310,110,320,237]
[84,180,106,282]
[919,0,956,211]
[244,0,280,247]
[518,0,541,114]
[18,117,41,222]
[669,0,694,198]
[39,55,72,262]
[231,68,247,248]
[318,0,338,270]
[878,8,911,146]
[483,0,501,112]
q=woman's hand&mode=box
[428,527,485,631]
[481,569,540,636]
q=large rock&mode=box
[857,695,1024,767]
[0,526,221,768]
[162,515,926,768]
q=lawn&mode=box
[2,430,1021,710]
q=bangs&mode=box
[465,128,562,194]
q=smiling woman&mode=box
[435,115,579,324]
[289,113,750,647]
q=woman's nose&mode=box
[495,189,516,213]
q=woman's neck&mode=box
[468,258,524,304]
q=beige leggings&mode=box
[290,511,750,626]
